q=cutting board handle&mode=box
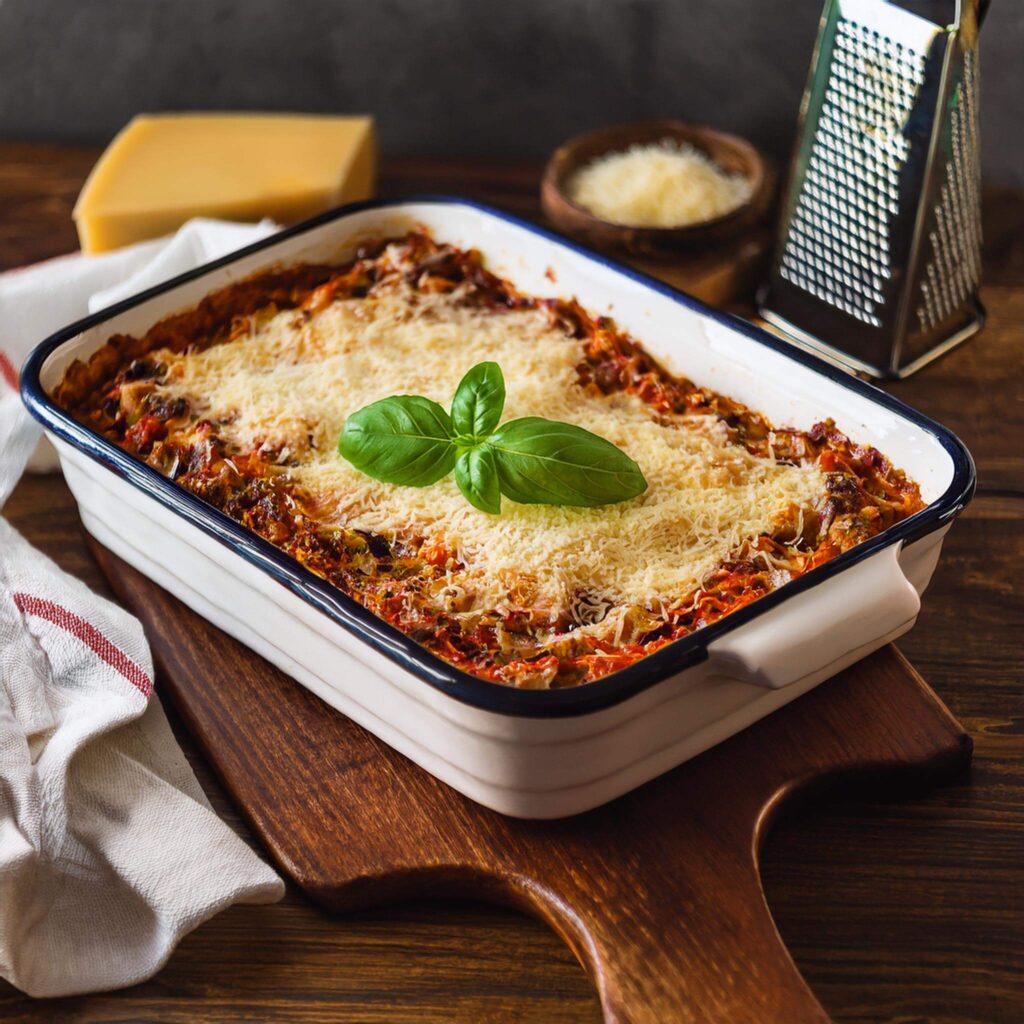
[516,858,829,1024]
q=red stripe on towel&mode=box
[12,592,153,698]
[0,351,17,391]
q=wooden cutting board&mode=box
[89,540,970,1024]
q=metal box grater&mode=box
[758,0,989,378]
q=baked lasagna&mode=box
[56,231,924,688]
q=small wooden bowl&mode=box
[541,120,772,259]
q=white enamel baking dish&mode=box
[22,198,975,818]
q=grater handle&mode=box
[707,545,921,690]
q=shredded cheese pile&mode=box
[566,139,752,228]
[152,285,823,623]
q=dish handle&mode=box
[707,544,921,689]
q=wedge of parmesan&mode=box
[73,113,376,253]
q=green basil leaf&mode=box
[338,395,456,486]
[455,445,502,514]
[451,361,505,440]
[488,417,647,507]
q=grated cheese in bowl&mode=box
[566,139,753,229]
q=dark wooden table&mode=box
[0,145,1021,1024]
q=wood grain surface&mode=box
[0,146,1021,1023]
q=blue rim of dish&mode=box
[21,195,976,718]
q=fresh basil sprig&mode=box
[338,362,647,514]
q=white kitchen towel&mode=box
[0,220,285,998]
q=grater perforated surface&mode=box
[779,16,926,328]
[915,50,982,334]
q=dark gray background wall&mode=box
[0,0,1020,184]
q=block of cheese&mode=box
[73,113,377,253]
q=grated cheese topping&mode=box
[150,285,824,620]
[566,139,753,228]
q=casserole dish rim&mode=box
[20,195,976,718]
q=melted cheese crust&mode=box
[157,285,823,619]
[59,232,925,688]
